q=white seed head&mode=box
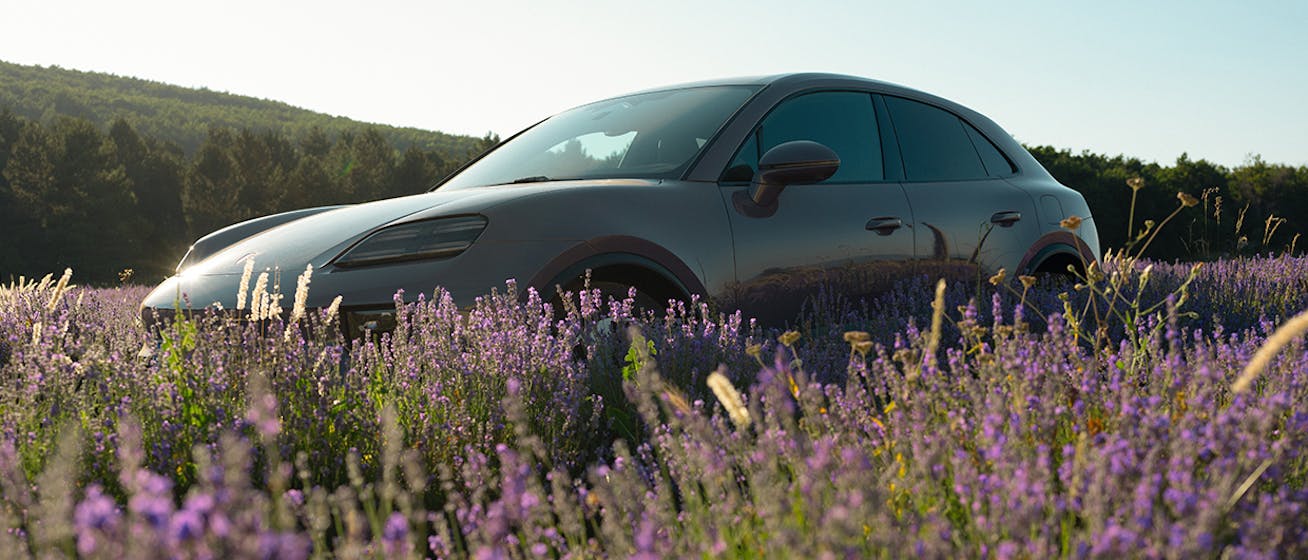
[284,264,314,341]
[250,272,270,322]
[236,258,255,311]
[46,268,73,311]
[707,369,750,429]
[325,295,343,325]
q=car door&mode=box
[880,95,1040,277]
[718,91,915,324]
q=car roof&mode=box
[621,72,918,96]
[616,72,962,120]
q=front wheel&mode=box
[555,277,666,320]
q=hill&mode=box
[0,60,482,155]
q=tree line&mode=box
[1028,146,1305,262]
[0,111,496,283]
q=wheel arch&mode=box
[525,236,705,303]
[1017,232,1098,276]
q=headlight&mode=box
[333,215,488,268]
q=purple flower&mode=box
[168,508,204,542]
[74,484,121,555]
[128,472,174,528]
[383,512,409,554]
[282,489,304,508]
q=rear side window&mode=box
[724,91,883,183]
[885,96,987,182]
[964,124,1015,176]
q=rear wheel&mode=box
[1032,252,1085,278]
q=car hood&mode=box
[178,179,661,278]
[179,187,512,277]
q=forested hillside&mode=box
[0,60,481,155]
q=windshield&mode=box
[439,85,758,189]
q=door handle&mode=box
[865,216,904,236]
[990,211,1022,227]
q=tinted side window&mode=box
[724,92,882,183]
[963,124,1015,177]
[885,96,986,181]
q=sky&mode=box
[2,0,1306,168]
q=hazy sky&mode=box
[3,0,1305,167]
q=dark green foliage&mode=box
[1028,147,1304,259]
[3,117,143,280]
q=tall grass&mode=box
[1,249,1306,556]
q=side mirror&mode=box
[748,140,840,207]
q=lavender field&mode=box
[1,254,1306,558]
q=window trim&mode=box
[962,121,1017,177]
[877,94,1017,183]
[716,89,897,186]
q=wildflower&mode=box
[1060,216,1083,230]
[250,272,269,321]
[325,295,344,324]
[778,330,801,347]
[843,331,871,344]
[127,472,174,528]
[236,258,255,311]
[47,267,72,311]
[247,393,281,437]
[662,389,692,416]
[74,484,121,555]
[1126,177,1145,191]
[1234,308,1308,393]
[1019,275,1037,289]
[382,512,411,556]
[168,509,204,542]
[988,268,1006,286]
[1177,192,1199,208]
[707,369,750,429]
[284,264,313,341]
[745,343,762,360]
[922,278,947,374]
[1086,261,1105,283]
[267,291,284,322]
